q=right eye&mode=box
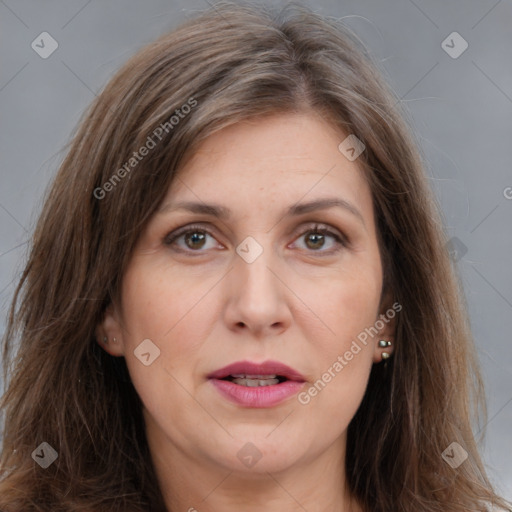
[163,224,224,253]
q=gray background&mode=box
[1,0,511,500]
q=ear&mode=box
[95,303,126,357]
[371,290,400,363]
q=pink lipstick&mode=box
[208,360,306,408]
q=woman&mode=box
[0,2,510,511]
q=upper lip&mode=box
[208,360,306,382]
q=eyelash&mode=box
[163,222,349,256]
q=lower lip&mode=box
[209,378,305,408]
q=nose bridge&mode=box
[235,233,278,299]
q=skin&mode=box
[99,112,395,512]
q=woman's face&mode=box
[101,112,394,476]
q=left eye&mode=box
[291,225,346,253]
[164,223,346,254]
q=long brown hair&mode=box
[1,2,510,511]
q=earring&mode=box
[378,340,392,361]
[113,337,117,343]
[103,336,108,344]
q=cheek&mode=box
[120,257,212,343]
[119,259,219,391]
[318,281,378,381]
[295,257,381,408]
[296,282,377,436]
[300,258,382,347]
[118,266,203,427]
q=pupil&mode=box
[307,233,324,249]
[186,232,205,249]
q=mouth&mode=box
[219,374,288,387]
[207,360,306,408]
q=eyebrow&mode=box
[158,197,366,227]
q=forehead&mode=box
[165,113,372,222]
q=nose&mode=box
[223,241,292,338]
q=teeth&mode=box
[232,378,280,387]
[231,374,277,379]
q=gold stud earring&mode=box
[381,351,390,360]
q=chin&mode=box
[209,432,305,475]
